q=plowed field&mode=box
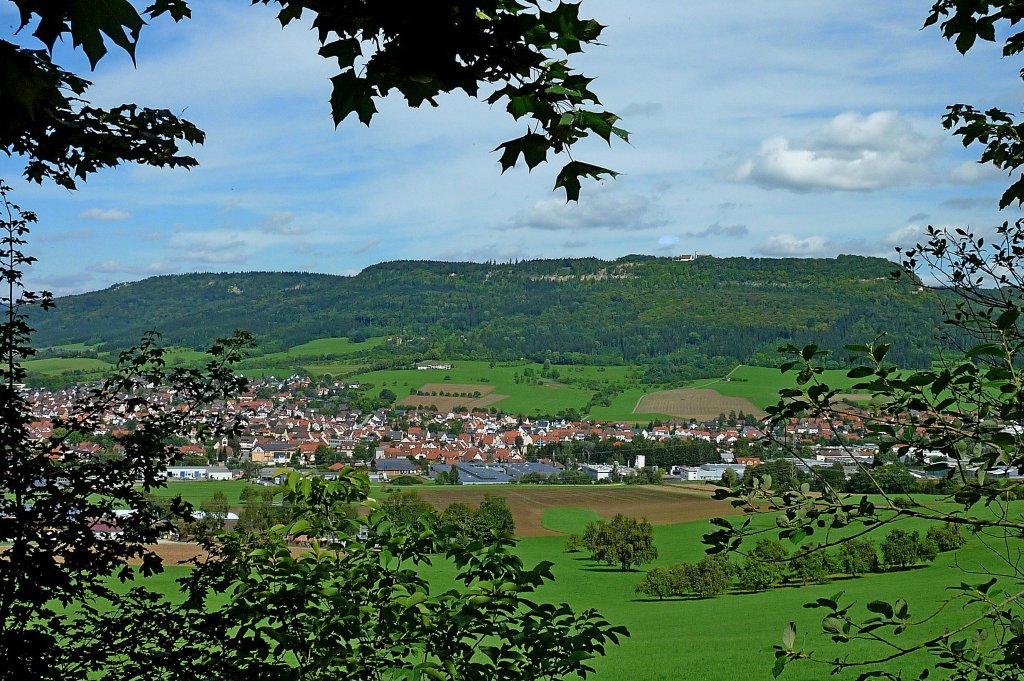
[635,388,764,419]
[406,485,740,536]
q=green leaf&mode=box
[867,600,894,619]
[782,621,797,650]
[329,71,377,126]
[554,161,619,201]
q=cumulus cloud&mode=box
[685,222,749,238]
[79,208,131,221]
[949,161,1007,185]
[753,234,834,257]
[882,224,929,248]
[737,111,939,192]
[509,189,667,231]
[437,243,528,262]
[168,231,252,265]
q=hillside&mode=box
[29,255,947,380]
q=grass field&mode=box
[145,480,256,507]
[20,357,112,374]
[131,487,1018,681]
[634,387,764,420]
[243,336,386,368]
[691,364,867,408]
[351,360,601,415]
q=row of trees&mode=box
[637,525,966,601]
[379,490,516,545]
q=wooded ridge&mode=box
[31,254,947,380]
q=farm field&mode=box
[20,356,112,375]
[393,484,740,537]
[397,382,507,411]
[351,360,602,415]
[634,387,764,420]
[145,479,256,507]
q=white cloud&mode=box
[509,187,667,231]
[882,224,930,248]
[754,233,834,256]
[79,208,132,221]
[949,161,1007,185]
[685,222,749,239]
[97,260,173,275]
[737,111,939,192]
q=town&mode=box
[24,371,1016,491]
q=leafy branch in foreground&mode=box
[81,471,628,681]
[0,181,253,678]
[3,0,624,200]
[705,223,1024,680]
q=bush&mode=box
[881,529,939,569]
[926,522,967,552]
[564,534,584,553]
[635,567,676,600]
[836,538,879,576]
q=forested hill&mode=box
[30,255,946,379]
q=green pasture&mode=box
[540,507,603,534]
[21,356,112,375]
[692,364,868,408]
[243,336,385,366]
[124,492,1020,681]
[351,360,600,415]
[145,480,256,507]
[587,386,671,422]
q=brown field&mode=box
[405,485,741,537]
[635,388,764,420]
[140,485,738,562]
[398,382,507,411]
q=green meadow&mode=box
[145,480,256,507]
[21,356,112,375]
[30,338,875,425]
[127,497,1012,681]
[351,360,606,415]
[692,364,867,408]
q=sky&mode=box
[1,1,1021,296]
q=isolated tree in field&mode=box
[472,494,515,540]
[720,467,739,488]
[586,514,658,571]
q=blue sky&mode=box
[1,1,1019,295]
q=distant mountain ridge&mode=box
[30,255,947,380]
